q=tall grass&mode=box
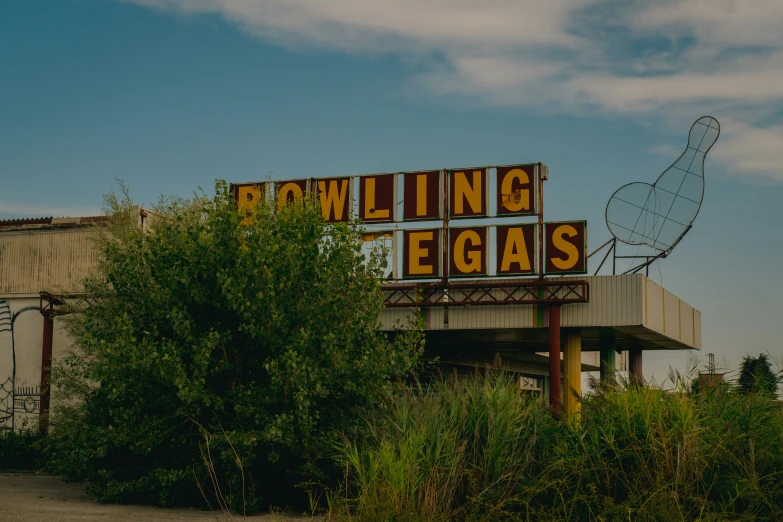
[328,371,783,521]
[331,372,558,521]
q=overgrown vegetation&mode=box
[0,430,46,472]
[32,180,783,520]
[328,371,783,521]
[47,182,423,512]
[738,353,781,397]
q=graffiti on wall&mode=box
[0,299,41,432]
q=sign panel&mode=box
[497,165,536,216]
[233,161,589,280]
[402,229,440,278]
[358,174,395,223]
[234,182,266,225]
[449,168,488,218]
[449,227,487,277]
[276,179,309,209]
[496,224,537,275]
[544,221,587,275]
[316,177,352,222]
[234,182,265,207]
[403,171,440,221]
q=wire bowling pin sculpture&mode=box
[605,116,720,254]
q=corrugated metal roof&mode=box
[0,216,106,230]
[0,228,101,295]
[0,217,54,227]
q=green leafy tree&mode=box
[738,354,780,397]
[50,181,422,512]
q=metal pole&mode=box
[600,346,616,384]
[548,305,561,416]
[442,170,449,325]
[563,331,582,416]
[593,240,614,276]
[537,165,547,325]
[442,169,449,283]
[537,164,544,278]
[39,314,53,435]
[612,239,616,275]
[628,347,643,385]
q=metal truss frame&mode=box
[382,279,589,308]
[39,291,93,317]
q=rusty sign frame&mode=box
[382,279,588,307]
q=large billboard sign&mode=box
[232,163,587,280]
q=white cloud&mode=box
[711,121,783,182]
[568,70,783,110]
[633,0,783,53]
[126,0,586,52]
[122,0,783,181]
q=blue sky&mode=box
[1,0,781,381]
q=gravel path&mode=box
[0,474,322,521]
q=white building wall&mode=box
[0,297,72,431]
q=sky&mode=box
[1,0,782,383]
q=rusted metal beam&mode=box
[38,314,53,435]
[38,291,92,435]
[548,305,561,416]
[629,347,644,385]
[382,279,589,307]
[40,291,93,316]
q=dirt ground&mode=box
[0,474,322,521]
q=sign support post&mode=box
[39,312,53,435]
[629,348,643,384]
[563,331,582,416]
[548,304,561,416]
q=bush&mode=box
[738,354,781,397]
[0,430,46,472]
[48,182,422,513]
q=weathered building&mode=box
[0,211,701,431]
[0,216,106,431]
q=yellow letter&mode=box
[501,169,530,212]
[238,185,262,206]
[453,230,482,273]
[277,182,303,209]
[318,179,349,221]
[364,178,390,219]
[500,228,532,272]
[409,231,434,275]
[416,174,428,217]
[454,171,482,215]
[551,225,580,270]
[238,185,263,225]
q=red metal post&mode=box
[628,347,643,385]
[548,305,561,416]
[39,314,53,435]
